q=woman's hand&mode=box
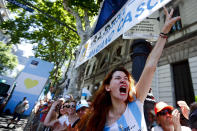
[51,101,60,111]
[161,7,181,34]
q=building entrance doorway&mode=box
[172,60,195,105]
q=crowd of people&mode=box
[26,93,197,131]
[1,6,197,131]
[28,95,90,131]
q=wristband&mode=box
[159,32,168,39]
[160,32,168,36]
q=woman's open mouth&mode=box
[119,86,127,94]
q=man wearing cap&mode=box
[152,101,191,131]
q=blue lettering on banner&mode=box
[117,11,132,32]
[117,18,124,32]
[88,30,115,58]
[147,0,158,10]
[108,30,115,42]
[135,2,145,18]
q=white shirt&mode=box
[104,100,147,131]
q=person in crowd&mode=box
[144,92,156,131]
[44,98,68,130]
[37,100,53,131]
[31,100,45,131]
[68,99,90,129]
[7,97,29,128]
[64,100,79,128]
[178,101,197,130]
[44,97,79,130]
[76,7,181,131]
[76,99,89,119]
[152,101,191,131]
[189,102,197,131]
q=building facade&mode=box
[73,0,197,106]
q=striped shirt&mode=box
[104,100,147,131]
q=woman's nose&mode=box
[120,79,126,83]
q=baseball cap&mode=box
[76,99,89,111]
[154,101,173,115]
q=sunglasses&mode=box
[157,109,172,116]
[64,105,76,109]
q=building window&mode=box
[169,7,182,34]
[172,60,195,106]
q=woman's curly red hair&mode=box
[76,67,136,131]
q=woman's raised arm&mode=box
[136,7,181,103]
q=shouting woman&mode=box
[77,7,181,131]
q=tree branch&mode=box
[57,47,72,86]
[84,11,94,40]
[84,11,91,32]
[62,0,84,38]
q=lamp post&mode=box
[131,39,155,131]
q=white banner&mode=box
[75,0,171,68]
[123,18,160,41]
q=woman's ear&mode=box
[105,85,110,91]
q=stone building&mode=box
[74,0,197,106]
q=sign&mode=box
[4,58,53,115]
[123,18,160,41]
[7,0,34,12]
[14,72,47,95]
[75,0,171,68]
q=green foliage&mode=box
[1,0,80,45]
[0,0,81,85]
[0,0,101,86]
[0,42,18,74]
[66,0,103,16]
